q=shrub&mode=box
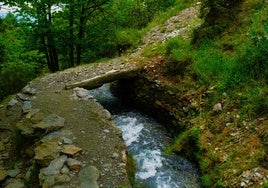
[0,61,39,100]
[201,174,212,188]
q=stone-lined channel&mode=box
[89,84,201,188]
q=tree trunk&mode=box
[76,5,86,66]
[69,0,75,67]
[47,4,59,72]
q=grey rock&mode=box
[79,166,100,188]
[32,114,65,132]
[74,87,89,98]
[7,169,21,177]
[62,137,73,144]
[17,93,29,101]
[22,85,36,95]
[22,101,31,114]
[41,131,63,143]
[7,99,18,108]
[42,155,68,176]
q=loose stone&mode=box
[62,137,73,144]
[22,85,36,95]
[61,145,82,156]
[22,101,32,114]
[7,99,18,108]
[66,158,83,170]
[43,155,68,175]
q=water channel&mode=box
[89,84,201,188]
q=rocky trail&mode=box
[0,5,200,188]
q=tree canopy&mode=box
[0,0,176,100]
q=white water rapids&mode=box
[89,84,201,188]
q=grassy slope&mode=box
[141,0,268,187]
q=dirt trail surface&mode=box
[0,5,200,188]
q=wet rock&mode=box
[34,141,61,166]
[79,166,100,188]
[22,101,32,114]
[61,145,82,156]
[32,114,65,132]
[7,169,21,177]
[0,169,7,181]
[66,158,83,170]
[5,178,25,188]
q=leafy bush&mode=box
[201,174,212,188]
[0,61,40,100]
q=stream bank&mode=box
[112,56,268,187]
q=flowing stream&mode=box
[89,84,201,188]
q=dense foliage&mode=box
[0,0,175,100]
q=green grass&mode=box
[159,1,268,187]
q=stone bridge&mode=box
[64,57,143,90]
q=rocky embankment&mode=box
[0,62,133,187]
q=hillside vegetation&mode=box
[140,0,268,187]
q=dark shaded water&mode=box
[89,84,201,188]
